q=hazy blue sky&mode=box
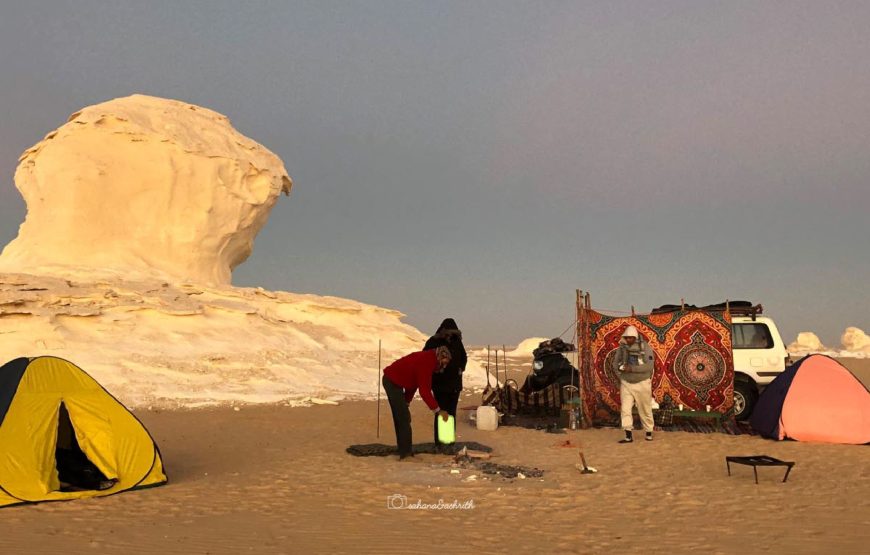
[1,1,868,346]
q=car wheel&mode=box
[733,381,757,421]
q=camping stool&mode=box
[726,455,795,484]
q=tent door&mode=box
[55,402,114,492]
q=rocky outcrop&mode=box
[788,328,870,358]
[0,272,433,407]
[787,331,827,354]
[841,327,870,356]
[0,94,292,285]
[0,95,488,407]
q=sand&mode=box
[1,359,868,554]
[838,357,870,389]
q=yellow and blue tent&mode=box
[0,356,167,507]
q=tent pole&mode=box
[376,340,381,438]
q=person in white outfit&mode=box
[613,325,654,443]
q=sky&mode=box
[0,1,868,347]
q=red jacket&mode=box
[383,350,440,411]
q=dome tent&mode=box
[750,354,870,444]
[0,356,166,507]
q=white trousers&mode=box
[620,378,654,432]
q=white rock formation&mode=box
[841,327,870,356]
[787,332,827,355]
[0,94,292,285]
[0,273,437,407]
[787,328,870,358]
[0,95,486,407]
[508,337,550,357]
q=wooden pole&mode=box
[581,291,592,428]
[502,344,507,382]
[486,345,491,387]
[574,290,581,392]
[376,339,381,438]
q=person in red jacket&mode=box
[382,346,452,459]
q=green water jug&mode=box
[437,414,456,444]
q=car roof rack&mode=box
[723,303,763,320]
[650,301,762,320]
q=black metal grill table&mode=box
[726,455,795,484]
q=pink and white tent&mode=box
[751,355,870,444]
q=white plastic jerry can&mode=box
[476,405,499,431]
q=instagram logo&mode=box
[386,494,407,509]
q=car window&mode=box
[732,324,774,349]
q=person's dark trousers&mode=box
[382,375,413,457]
[433,389,461,444]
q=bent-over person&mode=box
[382,346,452,459]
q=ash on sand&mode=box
[346,442,493,457]
[463,461,544,480]
[451,449,545,480]
[346,442,544,480]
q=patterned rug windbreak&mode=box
[580,309,734,428]
[346,442,493,457]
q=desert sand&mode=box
[1,358,867,555]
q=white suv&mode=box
[731,315,790,420]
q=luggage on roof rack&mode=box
[650,301,762,318]
[708,302,763,317]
